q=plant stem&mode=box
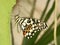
[54,0,57,45]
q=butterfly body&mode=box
[15,15,47,39]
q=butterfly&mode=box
[14,15,47,39]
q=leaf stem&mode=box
[54,0,57,45]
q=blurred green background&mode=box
[0,0,15,45]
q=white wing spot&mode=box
[30,36,32,38]
[29,33,31,35]
[27,37,29,39]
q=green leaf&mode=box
[44,1,55,22]
[40,0,50,20]
[57,24,60,45]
